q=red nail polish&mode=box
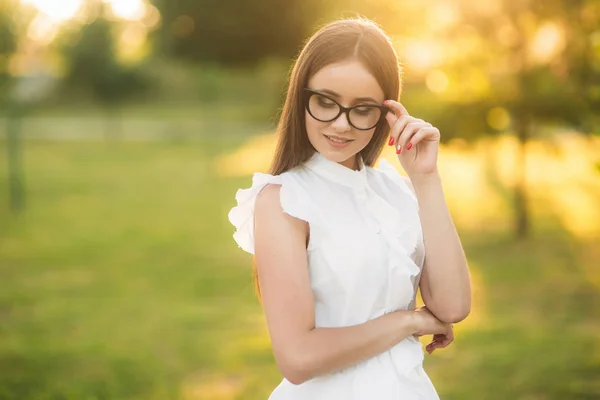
[388,136,394,146]
[396,145,402,154]
[406,142,413,150]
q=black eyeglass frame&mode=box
[303,88,390,131]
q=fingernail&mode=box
[406,142,413,150]
[396,145,402,154]
[388,136,394,146]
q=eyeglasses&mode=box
[303,88,389,131]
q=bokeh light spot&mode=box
[426,69,449,93]
[487,107,511,131]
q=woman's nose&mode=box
[331,111,352,131]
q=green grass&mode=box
[0,133,599,399]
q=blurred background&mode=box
[0,0,599,399]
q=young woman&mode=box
[228,17,471,399]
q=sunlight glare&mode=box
[426,3,460,30]
[26,13,59,44]
[21,0,82,22]
[530,22,565,64]
[425,70,449,93]
[217,133,276,176]
[402,39,442,71]
[117,23,149,64]
[105,0,146,21]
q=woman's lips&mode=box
[324,134,354,148]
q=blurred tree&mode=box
[62,3,148,139]
[152,0,323,65]
[465,0,598,238]
[562,0,600,134]
[147,0,597,239]
[0,0,26,214]
[400,0,600,239]
[323,0,599,238]
[0,0,16,107]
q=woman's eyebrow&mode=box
[317,88,379,104]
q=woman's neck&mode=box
[339,155,360,171]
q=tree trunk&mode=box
[7,103,25,214]
[513,111,530,239]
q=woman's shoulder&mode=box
[227,167,316,254]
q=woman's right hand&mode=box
[411,306,452,336]
[410,306,454,354]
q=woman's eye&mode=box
[355,106,374,115]
[317,96,336,107]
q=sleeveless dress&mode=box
[228,151,440,399]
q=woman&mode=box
[228,17,471,399]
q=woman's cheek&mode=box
[357,130,376,149]
[305,114,324,143]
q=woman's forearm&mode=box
[411,171,471,322]
[284,310,415,385]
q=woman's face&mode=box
[305,59,385,169]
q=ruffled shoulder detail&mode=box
[375,158,416,202]
[227,172,314,254]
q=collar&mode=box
[304,151,368,189]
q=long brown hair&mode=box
[253,17,403,301]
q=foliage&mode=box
[152,0,323,65]
[62,13,148,107]
[0,0,16,106]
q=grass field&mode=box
[0,127,599,399]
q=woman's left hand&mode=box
[425,324,455,354]
[384,100,440,178]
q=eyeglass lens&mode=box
[308,93,382,130]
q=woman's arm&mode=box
[409,173,471,323]
[382,99,471,325]
[254,184,418,385]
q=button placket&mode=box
[355,187,368,203]
[358,187,383,235]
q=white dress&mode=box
[228,151,440,399]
